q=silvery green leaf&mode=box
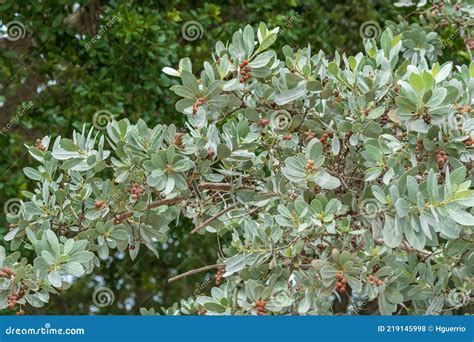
[382,214,403,248]
[274,83,307,105]
[243,25,255,56]
[447,208,474,226]
[256,33,277,53]
[45,230,60,255]
[23,167,43,181]
[4,227,19,241]
[395,198,410,217]
[223,254,246,276]
[298,290,312,314]
[69,251,94,263]
[41,251,56,265]
[48,271,62,288]
[162,67,180,77]
[64,262,84,277]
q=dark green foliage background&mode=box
[0,0,469,314]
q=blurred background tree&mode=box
[0,0,472,314]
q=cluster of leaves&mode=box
[387,0,474,64]
[0,14,474,314]
[2,2,473,314]
[1,21,473,315]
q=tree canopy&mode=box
[0,0,473,315]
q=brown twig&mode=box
[191,203,239,234]
[168,264,224,283]
[374,239,431,259]
[117,196,187,221]
[199,182,233,191]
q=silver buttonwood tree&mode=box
[1,23,473,315]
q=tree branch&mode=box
[191,203,239,234]
[374,239,431,259]
[116,196,187,221]
[198,182,232,191]
[168,264,224,283]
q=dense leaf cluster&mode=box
[1,19,473,315]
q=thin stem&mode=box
[191,203,239,234]
[117,196,187,221]
[168,264,224,283]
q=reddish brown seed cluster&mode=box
[35,139,47,152]
[367,275,384,286]
[255,300,267,315]
[304,130,315,141]
[316,243,326,253]
[94,200,107,210]
[362,108,370,116]
[456,105,471,113]
[192,97,205,115]
[464,136,473,147]
[198,308,207,315]
[320,131,333,143]
[114,215,122,225]
[130,183,145,200]
[429,1,445,17]
[173,132,184,148]
[335,272,348,293]
[0,266,15,279]
[422,112,431,124]
[380,112,389,125]
[398,131,408,140]
[7,284,26,309]
[393,85,399,93]
[206,148,215,160]
[282,134,292,141]
[239,60,252,83]
[305,159,316,173]
[351,236,358,249]
[258,118,270,127]
[215,266,225,286]
[333,90,343,103]
[465,38,474,51]
[415,139,423,152]
[435,149,448,169]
